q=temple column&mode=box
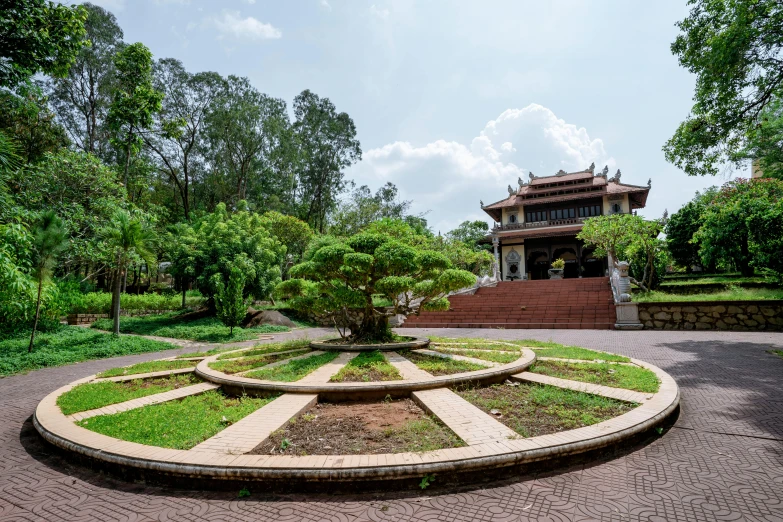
[492,236,500,281]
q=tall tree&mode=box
[102,210,156,335]
[446,220,491,251]
[205,76,289,208]
[47,2,123,157]
[292,89,361,233]
[664,0,783,177]
[0,0,88,89]
[666,188,717,271]
[739,97,783,179]
[0,84,68,164]
[106,43,163,187]
[28,211,67,352]
[328,182,412,237]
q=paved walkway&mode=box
[1,327,782,521]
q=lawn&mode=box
[92,312,289,343]
[633,287,783,303]
[457,382,635,437]
[58,374,199,415]
[530,360,660,393]
[429,347,520,364]
[401,350,486,375]
[77,390,276,449]
[770,350,783,359]
[0,326,178,377]
[529,344,630,362]
[329,351,402,382]
[97,359,195,378]
[244,352,339,381]
[215,339,312,360]
[429,336,524,351]
[207,349,310,374]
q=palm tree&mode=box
[103,210,157,335]
[29,212,68,353]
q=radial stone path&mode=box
[1,327,782,521]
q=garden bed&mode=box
[76,390,277,449]
[401,350,486,375]
[633,287,783,302]
[309,336,428,352]
[250,399,464,455]
[456,382,636,437]
[214,340,311,360]
[58,374,200,415]
[244,352,339,381]
[428,347,520,364]
[97,359,195,378]
[207,350,310,374]
[92,312,289,343]
[527,344,630,362]
[329,351,402,382]
[529,360,659,393]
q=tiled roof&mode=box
[529,170,593,186]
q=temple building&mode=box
[481,164,651,281]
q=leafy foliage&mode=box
[214,264,247,334]
[665,189,717,271]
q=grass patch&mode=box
[456,382,634,437]
[92,312,289,343]
[429,337,523,351]
[77,390,276,449]
[769,350,783,359]
[97,359,195,378]
[329,351,402,382]
[215,340,312,360]
[530,360,659,393]
[208,349,310,374]
[244,352,339,381]
[322,334,413,345]
[530,345,629,362]
[429,338,629,363]
[633,287,783,303]
[0,326,178,377]
[57,374,199,415]
[401,350,486,375]
[660,275,768,285]
[429,347,520,364]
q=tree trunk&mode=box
[123,139,131,188]
[28,279,44,353]
[113,264,123,335]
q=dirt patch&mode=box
[455,382,635,438]
[248,399,464,455]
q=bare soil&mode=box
[249,399,464,455]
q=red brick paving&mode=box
[1,327,782,521]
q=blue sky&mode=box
[87,0,741,233]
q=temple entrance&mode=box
[527,251,549,280]
[582,248,604,277]
[552,247,579,278]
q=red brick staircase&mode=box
[400,277,616,330]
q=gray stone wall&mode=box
[638,301,783,331]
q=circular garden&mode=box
[34,337,679,490]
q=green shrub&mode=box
[69,292,204,314]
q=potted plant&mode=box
[548,258,565,280]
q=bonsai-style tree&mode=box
[214,263,246,335]
[275,222,476,342]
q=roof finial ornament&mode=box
[647,178,652,188]
[480,199,484,208]
[528,171,536,181]
[556,169,566,176]
[588,162,595,173]
[613,169,622,183]
[601,165,609,177]
[518,176,525,187]
[507,185,515,196]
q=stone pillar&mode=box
[492,236,500,281]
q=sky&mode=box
[85,0,744,233]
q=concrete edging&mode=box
[308,336,430,352]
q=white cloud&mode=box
[153,0,190,4]
[319,0,331,10]
[348,103,616,233]
[207,10,282,40]
[242,0,257,4]
[370,4,390,19]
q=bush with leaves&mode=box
[275,220,476,342]
[213,264,247,335]
[665,188,718,272]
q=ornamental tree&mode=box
[275,226,476,342]
[214,264,246,335]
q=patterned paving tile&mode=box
[1,327,782,521]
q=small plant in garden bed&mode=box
[77,390,278,449]
[530,360,659,393]
[97,359,195,378]
[456,382,635,437]
[57,374,200,415]
[208,350,310,374]
[401,350,486,375]
[0,326,179,377]
[244,352,339,381]
[215,340,311,360]
[429,347,519,364]
[329,351,402,382]
[92,313,289,343]
[250,399,464,455]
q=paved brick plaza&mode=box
[1,328,782,521]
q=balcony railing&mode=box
[493,217,587,232]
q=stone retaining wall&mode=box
[638,301,783,331]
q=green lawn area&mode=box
[207,349,310,374]
[660,275,768,285]
[244,351,339,381]
[401,350,486,375]
[215,339,311,360]
[92,312,289,343]
[0,326,179,377]
[770,350,783,359]
[530,360,660,393]
[57,374,199,415]
[457,382,635,437]
[329,351,402,382]
[633,287,783,302]
[97,359,195,378]
[530,344,630,362]
[429,347,520,364]
[429,336,524,351]
[77,390,276,449]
